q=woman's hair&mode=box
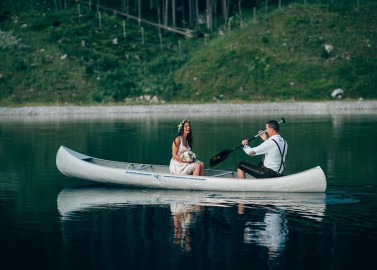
[173,120,193,147]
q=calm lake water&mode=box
[1,113,376,270]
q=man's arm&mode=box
[243,145,256,156]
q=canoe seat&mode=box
[126,163,152,171]
[210,171,234,177]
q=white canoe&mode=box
[56,146,327,192]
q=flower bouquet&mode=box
[181,151,197,163]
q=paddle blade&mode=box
[209,149,234,167]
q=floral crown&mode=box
[177,119,190,133]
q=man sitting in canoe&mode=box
[237,120,288,179]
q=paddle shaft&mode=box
[232,130,268,151]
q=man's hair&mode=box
[266,120,279,132]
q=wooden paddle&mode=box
[209,118,286,167]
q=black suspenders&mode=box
[271,139,286,174]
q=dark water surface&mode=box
[1,113,376,270]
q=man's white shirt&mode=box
[243,134,288,173]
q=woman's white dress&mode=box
[169,136,197,175]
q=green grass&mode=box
[0,1,376,105]
[175,3,377,102]
[0,3,193,105]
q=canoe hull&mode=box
[56,146,327,192]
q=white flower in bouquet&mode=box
[181,151,197,163]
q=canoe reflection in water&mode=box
[57,187,326,254]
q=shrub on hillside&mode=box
[0,30,28,51]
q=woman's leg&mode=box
[199,162,205,176]
[193,162,205,176]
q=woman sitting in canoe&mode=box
[169,120,205,176]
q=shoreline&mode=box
[0,101,376,118]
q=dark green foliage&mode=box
[14,58,28,71]
[97,56,120,72]
[93,69,138,102]
[0,0,376,105]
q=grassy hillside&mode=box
[0,1,194,105]
[175,3,377,102]
[0,1,376,105]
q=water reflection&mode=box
[57,186,327,255]
[171,204,202,252]
[244,212,288,259]
[57,187,327,220]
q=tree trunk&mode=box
[164,0,169,26]
[121,0,125,12]
[172,0,176,28]
[195,0,199,26]
[188,0,193,26]
[206,0,212,31]
[157,3,161,33]
[221,0,228,24]
[138,0,141,22]
[213,0,217,29]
